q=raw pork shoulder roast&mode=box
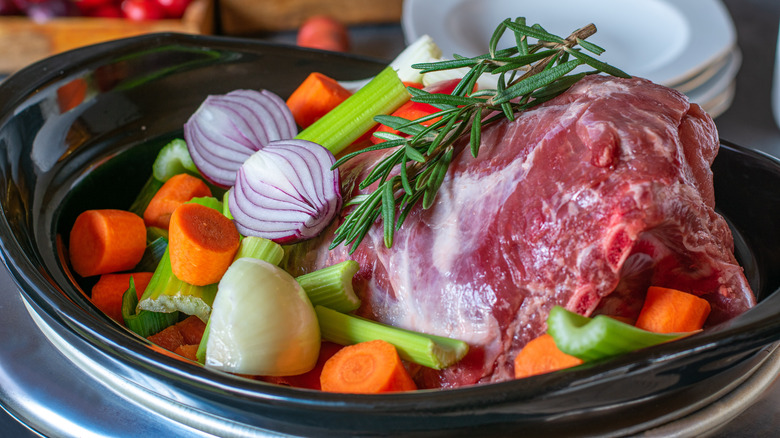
[286,75,756,389]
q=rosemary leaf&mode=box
[470,107,483,157]
[563,47,630,78]
[381,178,397,247]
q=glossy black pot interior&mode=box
[1,33,779,437]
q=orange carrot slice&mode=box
[635,286,711,333]
[320,339,417,393]
[513,333,584,379]
[143,173,211,230]
[168,202,240,286]
[69,209,147,277]
[174,344,199,361]
[176,315,207,345]
[147,324,185,352]
[91,272,153,324]
[286,72,352,128]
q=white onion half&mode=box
[229,139,342,244]
[183,89,298,187]
[205,258,320,376]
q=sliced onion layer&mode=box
[229,139,342,244]
[183,89,297,187]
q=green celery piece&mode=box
[137,247,217,322]
[296,260,361,313]
[315,305,468,370]
[295,66,410,155]
[187,196,223,211]
[152,138,200,182]
[135,236,168,273]
[234,236,284,265]
[195,317,211,364]
[122,277,179,338]
[222,190,233,220]
[546,306,688,362]
[128,176,164,217]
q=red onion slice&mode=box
[229,139,342,244]
[183,89,297,187]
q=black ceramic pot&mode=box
[0,33,779,437]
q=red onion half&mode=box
[229,139,342,244]
[183,89,298,187]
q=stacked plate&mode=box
[402,0,740,118]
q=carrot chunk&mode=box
[513,333,584,379]
[143,173,211,229]
[91,272,153,324]
[168,202,240,286]
[69,209,147,277]
[635,286,712,333]
[320,339,417,393]
[147,324,185,352]
[286,72,352,129]
[176,315,207,345]
[174,344,199,361]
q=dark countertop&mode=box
[2,0,780,436]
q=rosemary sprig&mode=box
[330,18,629,253]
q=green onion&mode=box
[296,260,361,313]
[135,236,168,272]
[295,66,410,155]
[546,306,687,362]
[315,305,468,370]
[122,277,179,338]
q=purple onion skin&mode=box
[229,139,342,244]
[183,89,297,188]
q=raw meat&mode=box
[286,75,756,389]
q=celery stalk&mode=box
[152,138,200,182]
[315,305,468,370]
[295,66,409,155]
[188,196,223,211]
[146,226,169,243]
[234,236,284,265]
[138,247,217,322]
[296,260,361,313]
[547,306,687,361]
[122,277,179,338]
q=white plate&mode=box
[402,0,736,86]
[685,47,740,109]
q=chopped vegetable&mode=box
[183,89,298,188]
[174,344,200,362]
[286,72,352,129]
[69,209,147,277]
[146,315,206,355]
[91,272,153,324]
[546,306,688,362]
[228,139,342,244]
[233,235,285,265]
[635,287,711,333]
[295,260,361,313]
[122,277,179,337]
[295,66,410,155]
[137,246,218,322]
[513,333,584,379]
[168,202,240,286]
[205,258,321,376]
[320,339,417,393]
[315,305,468,370]
[143,173,212,229]
[147,323,185,352]
[152,138,200,182]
